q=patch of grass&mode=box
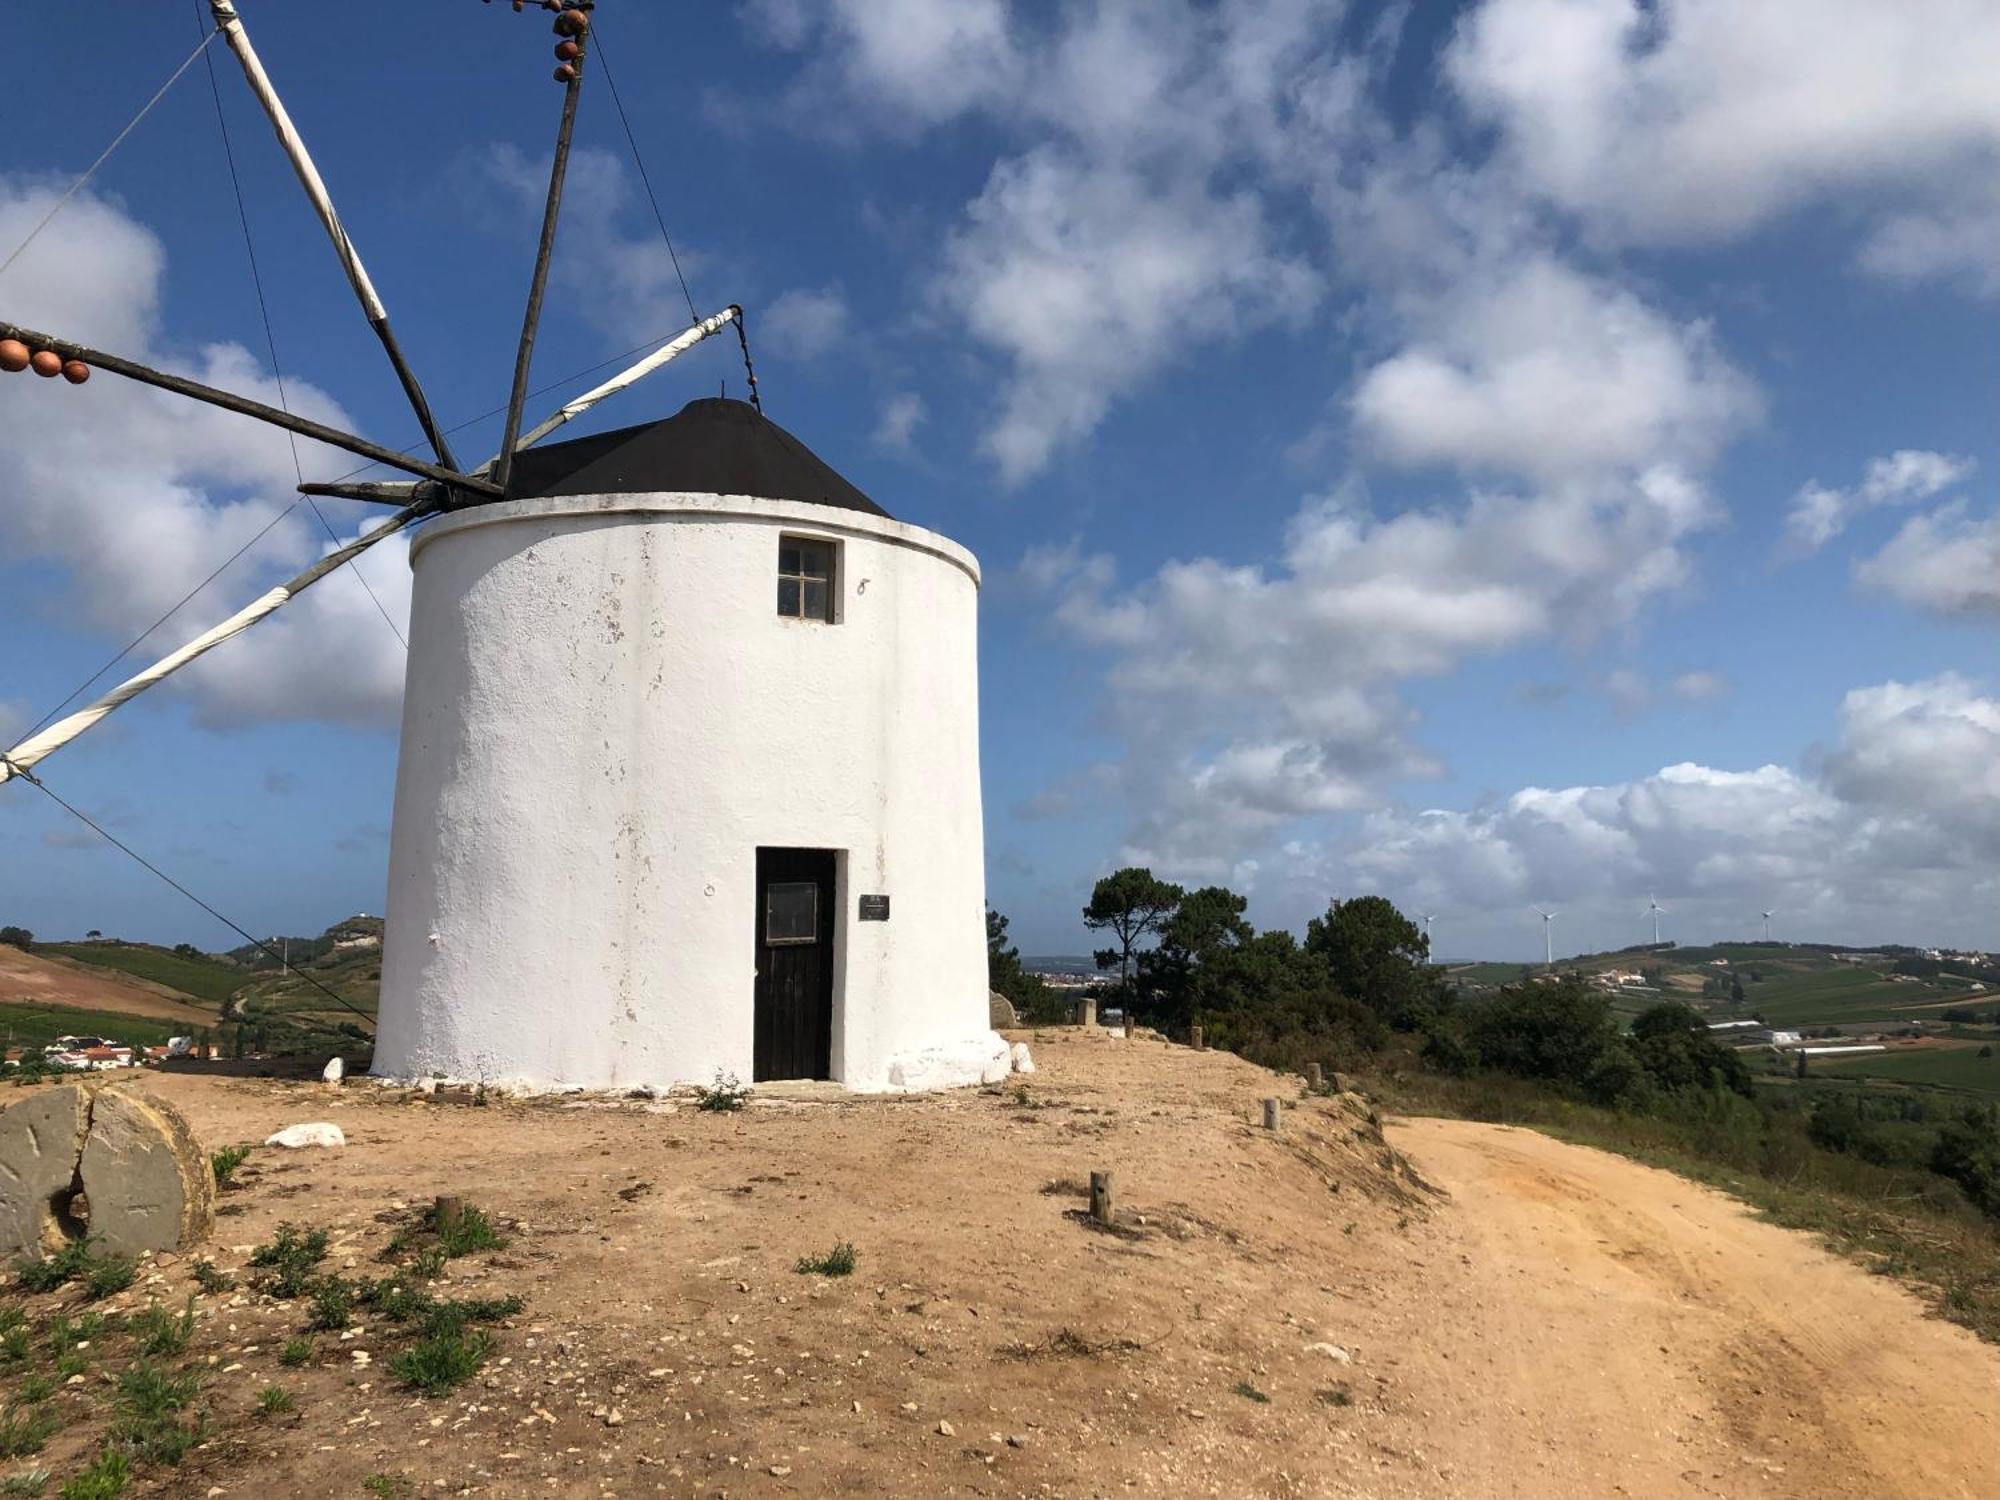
[277,1337,313,1369]
[694,1071,750,1112]
[128,1299,193,1359]
[794,1242,857,1278]
[15,1377,54,1407]
[1231,1380,1270,1404]
[387,1321,492,1396]
[247,1224,328,1299]
[1317,1384,1353,1407]
[254,1385,294,1417]
[407,1247,445,1282]
[49,1353,85,1384]
[0,1327,30,1364]
[108,1363,202,1466]
[15,1244,93,1296]
[0,1470,47,1496]
[55,1450,125,1500]
[361,1476,415,1499]
[79,1259,133,1303]
[0,1410,58,1460]
[208,1145,249,1188]
[188,1261,232,1295]
[305,1278,353,1333]
[431,1205,503,1259]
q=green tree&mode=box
[1460,975,1638,1105]
[1304,896,1443,1031]
[1931,1109,2000,1218]
[0,927,30,949]
[1629,1002,1754,1097]
[986,908,1062,1024]
[1082,868,1182,1014]
[1139,886,1252,1033]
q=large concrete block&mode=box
[78,1088,215,1259]
[0,1085,91,1257]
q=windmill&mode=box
[1421,912,1437,954]
[1647,896,1664,947]
[0,4,1001,1094]
[1535,907,1557,969]
[1761,910,1775,942]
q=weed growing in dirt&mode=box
[388,1321,493,1396]
[49,1352,85,1384]
[695,1072,750,1112]
[432,1205,503,1258]
[128,1300,193,1359]
[1232,1381,1270,1404]
[0,1469,47,1495]
[109,1363,202,1465]
[305,1279,353,1333]
[188,1261,232,1295]
[208,1146,249,1188]
[277,1337,312,1368]
[361,1476,415,1499]
[248,1224,328,1299]
[16,1377,54,1406]
[55,1450,125,1500]
[794,1242,857,1277]
[15,1242,93,1295]
[254,1386,294,1417]
[408,1247,446,1281]
[1318,1385,1353,1407]
[0,1410,58,1459]
[1,1327,29,1364]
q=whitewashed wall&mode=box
[373,492,998,1093]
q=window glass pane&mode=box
[798,540,831,581]
[804,578,829,622]
[778,543,802,577]
[766,882,818,944]
[777,577,801,617]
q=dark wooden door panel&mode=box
[754,848,834,1081]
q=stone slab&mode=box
[77,1087,215,1259]
[0,1085,91,1258]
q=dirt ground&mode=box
[0,948,215,1026]
[4,1029,1994,1499]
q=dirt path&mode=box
[1386,1117,1999,1500]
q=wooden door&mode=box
[753,848,835,1081]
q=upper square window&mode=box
[777,536,837,622]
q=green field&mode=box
[1814,1045,2000,1099]
[1745,966,1956,1026]
[0,1001,181,1050]
[36,943,242,1006]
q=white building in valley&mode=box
[374,398,1005,1093]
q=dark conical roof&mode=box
[506,397,889,518]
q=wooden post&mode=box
[1262,1098,1281,1132]
[1089,1171,1113,1225]
[1306,1062,1323,1089]
[433,1195,464,1234]
[1190,1024,1204,1051]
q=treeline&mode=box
[986,872,2000,1226]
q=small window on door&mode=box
[765,881,819,944]
[777,536,837,622]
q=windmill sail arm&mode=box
[0,503,425,788]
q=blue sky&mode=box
[0,1,1995,963]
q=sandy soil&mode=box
[0,948,216,1026]
[4,1031,1993,1499]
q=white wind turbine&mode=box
[1422,912,1437,953]
[1761,909,1774,942]
[1535,907,1557,969]
[1647,896,1665,947]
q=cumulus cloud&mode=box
[1855,502,2000,617]
[872,391,925,452]
[1781,449,1974,556]
[1447,0,2000,253]
[762,285,852,360]
[0,179,409,736]
[1671,670,1729,702]
[1336,675,2000,950]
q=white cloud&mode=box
[1334,675,2000,949]
[1353,255,1756,483]
[1855,502,2000,617]
[1780,449,1974,556]
[872,391,925,451]
[1671,670,1728,702]
[762,285,852,360]
[0,179,408,737]
[1447,0,2000,252]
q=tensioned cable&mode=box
[592,24,701,327]
[11,770,378,1029]
[193,3,407,651]
[0,28,220,283]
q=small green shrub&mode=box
[694,1072,750,1112]
[16,1376,54,1406]
[305,1279,353,1333]
[109,1363,202,1466]
[408,1247,446,1282]
[0,1326,31,1364]
[277,1337,313,1369]
[248,1225,328,1299]
[57,1451,127,1500]
[431,1205,503,1259]
[0,1469,47,1496]
[15,1243,91,1295]
[794,1242,857,1278]
[128,1299,194,1358]
[80,1259,133,1302]
[208,1146,249,1188]
[254,1386,294,1417]
[388,1323,492,1396]
[188,1261,232,1294]
[0,1410,57,1459]
[49,1353,85,1383]
[361,1477,414,1499]
[1318,1384,1353,1407]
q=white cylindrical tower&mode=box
[373,398,1002,1093]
